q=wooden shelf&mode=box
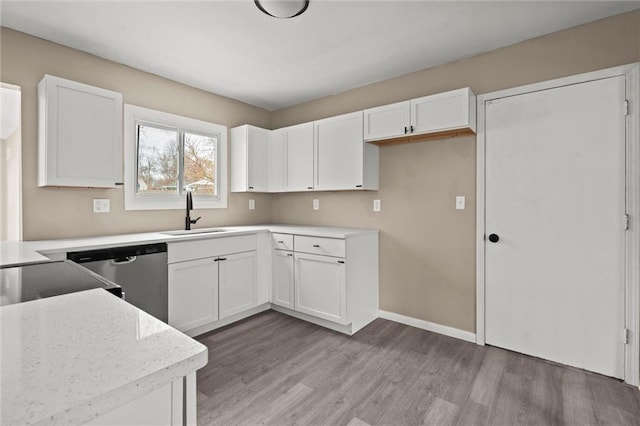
[368,126,476,147]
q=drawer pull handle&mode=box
[338,260,345,264]
[215,257,227,262]
[277,241,285,243]
[287,253,293,257]
[312,244,320,248]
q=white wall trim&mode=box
[476,63,640,386]
[624,63,640,387]
[378,310,476,343]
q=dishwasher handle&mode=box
[111,256,137,265]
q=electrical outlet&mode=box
[373,199,381,212]
[456,196,466,210]
[313,199,320,210]
[249,199,255,210]
[93,199,110,213]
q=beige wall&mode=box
[270,11,640,332]
[1,11,638,332]
[0,27,273,241]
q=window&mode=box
[124,105,227,210]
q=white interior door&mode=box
[484,76,626,378]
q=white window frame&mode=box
[124,104,227,210]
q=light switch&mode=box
[313,199,320,210]
[455,196,466,210]
[249,199,255,210]
[373,199,381,212]
[93,199,110,213]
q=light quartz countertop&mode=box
[0,224,378,267]
[0,289,208,425]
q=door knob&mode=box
[488,234,500,243]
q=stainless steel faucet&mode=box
[185,191,201,230]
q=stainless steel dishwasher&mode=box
[67,243,168,322]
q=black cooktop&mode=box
[0,260,122,306]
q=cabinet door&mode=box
[363,100,410,141]
[268,129,285,192]
[314,111,364,191]
[219,251,258,319]
[38,75,123,188]
[86,382,175,426]
[283,122,314,191]
[294,253,347,324]
[230,125,269,192]
[411,88,475,134]
[168,258,218,333]
[247,126,269,192]
[272,250,294,309]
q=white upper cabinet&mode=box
[314,111,378,191]
[411,87,476,134]
[230,125,269,192]
[283,122,314,191]
[38,75,123,188]
[268,129,285,192]
[363,87,476,143]
[363,101,411,141]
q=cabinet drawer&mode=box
[272,233,294,251]
[294,235,345,258]
[168,234,257,264]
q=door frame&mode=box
[475,63,640,386]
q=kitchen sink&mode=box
[161,228,229,236]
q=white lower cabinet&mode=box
[219,251,257,319]
[294,252,347,324]
[167,234,265,336]
[272,249,294,309]
[269,231,379,335]
[168,258,219,333]
[85,374,195,426]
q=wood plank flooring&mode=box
[196,311,640,426]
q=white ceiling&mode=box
[1,1,638,111]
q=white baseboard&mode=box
[378,310,476,343]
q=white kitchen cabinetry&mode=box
[295,252,347,324]
[37,74,123,188]
[272,250,294,310]
[270,230,379,335]
[168,257,219,332]
[268,129,285,192]
[314,111,378,191]
[167,234,266,337]
[362,101,411,141]
[283,122,314,191]
[230,125,269,192]
[363,87,476,143]
[219,251,257,319]
[271,233,294,309]
[86,379,179,426]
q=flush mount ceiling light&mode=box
[255,0,309,19]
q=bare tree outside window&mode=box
[136,123,217,196]
[183,132,217,196]
[137,124,179,193]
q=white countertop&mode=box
[0,289,207,425]
[0,224,378,267]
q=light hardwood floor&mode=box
[196,311,640,425]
